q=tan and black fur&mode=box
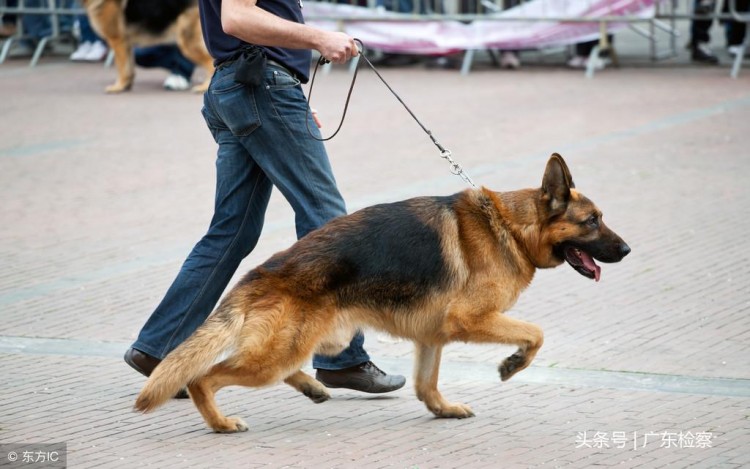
[82,0,214,93]
[134,154,630,433]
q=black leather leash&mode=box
[306,39,476,188]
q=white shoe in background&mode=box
[163,74,191,91]
[500,51,521,69]
[83,41,108,62]
[586,56,609,71]
[567,55,609,70]
[70,41,92,61]
[567,55,586,68]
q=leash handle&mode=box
[306,39,477,188]
[305,46,361,142]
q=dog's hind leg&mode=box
[414,343,474,419]
[189,356,313,432]
[86,1,134,93]
[188,369,328,433]
[189,364,322,432]
[187,363,250,433]
[284,370,330,403]
[176,7,214,93]
[103,36,134,93]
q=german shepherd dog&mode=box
[81,0,214,93]
[134,154,630,433]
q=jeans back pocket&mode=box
[209,75,262,137]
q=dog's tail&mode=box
[134,302,244,413]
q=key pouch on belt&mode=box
[234,46,267,87]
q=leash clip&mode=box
[440,150,459,173]
[440,149,476,187]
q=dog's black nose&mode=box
[619,243,631,257]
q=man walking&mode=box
[124,0,405,396]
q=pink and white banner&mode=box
[305,0,658,54]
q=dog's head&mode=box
[538,154,630,281]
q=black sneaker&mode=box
[691,42,719,65]
[316,361,406,394]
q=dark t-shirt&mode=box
[198,0,312,82]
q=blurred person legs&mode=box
[724,0,749,57]
[21,0,75,40]
[567,36,613,70]
[689,0,720,64]
[11,0,75,57]
[134,44,195,91]
[70,13,107,61]
[370,0,431,67]
[9,0,57,56]
[500,50,521,69]
[498,0,522,69]
[0,0,18,37]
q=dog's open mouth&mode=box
[564,246,601,282]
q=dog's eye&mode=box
[586,215,599,228]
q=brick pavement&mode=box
[1,43,750,468]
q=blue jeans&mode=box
[135,45,195,80]
[132,60,369,370]
[22,0,74,39]
[77,14,100,43]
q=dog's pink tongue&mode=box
[581,252,601,282]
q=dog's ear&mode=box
[541,153,574,215]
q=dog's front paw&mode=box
[212,416,249,433]
[105,81,132,93]
[427,401,475,419]
[499,352,527,382]
[303,386,330,404]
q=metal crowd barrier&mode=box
[303,0,673,76]
[0,0,83,66]
[728,0,750,77]
[0,0,746,77]
[300,0,748,77]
